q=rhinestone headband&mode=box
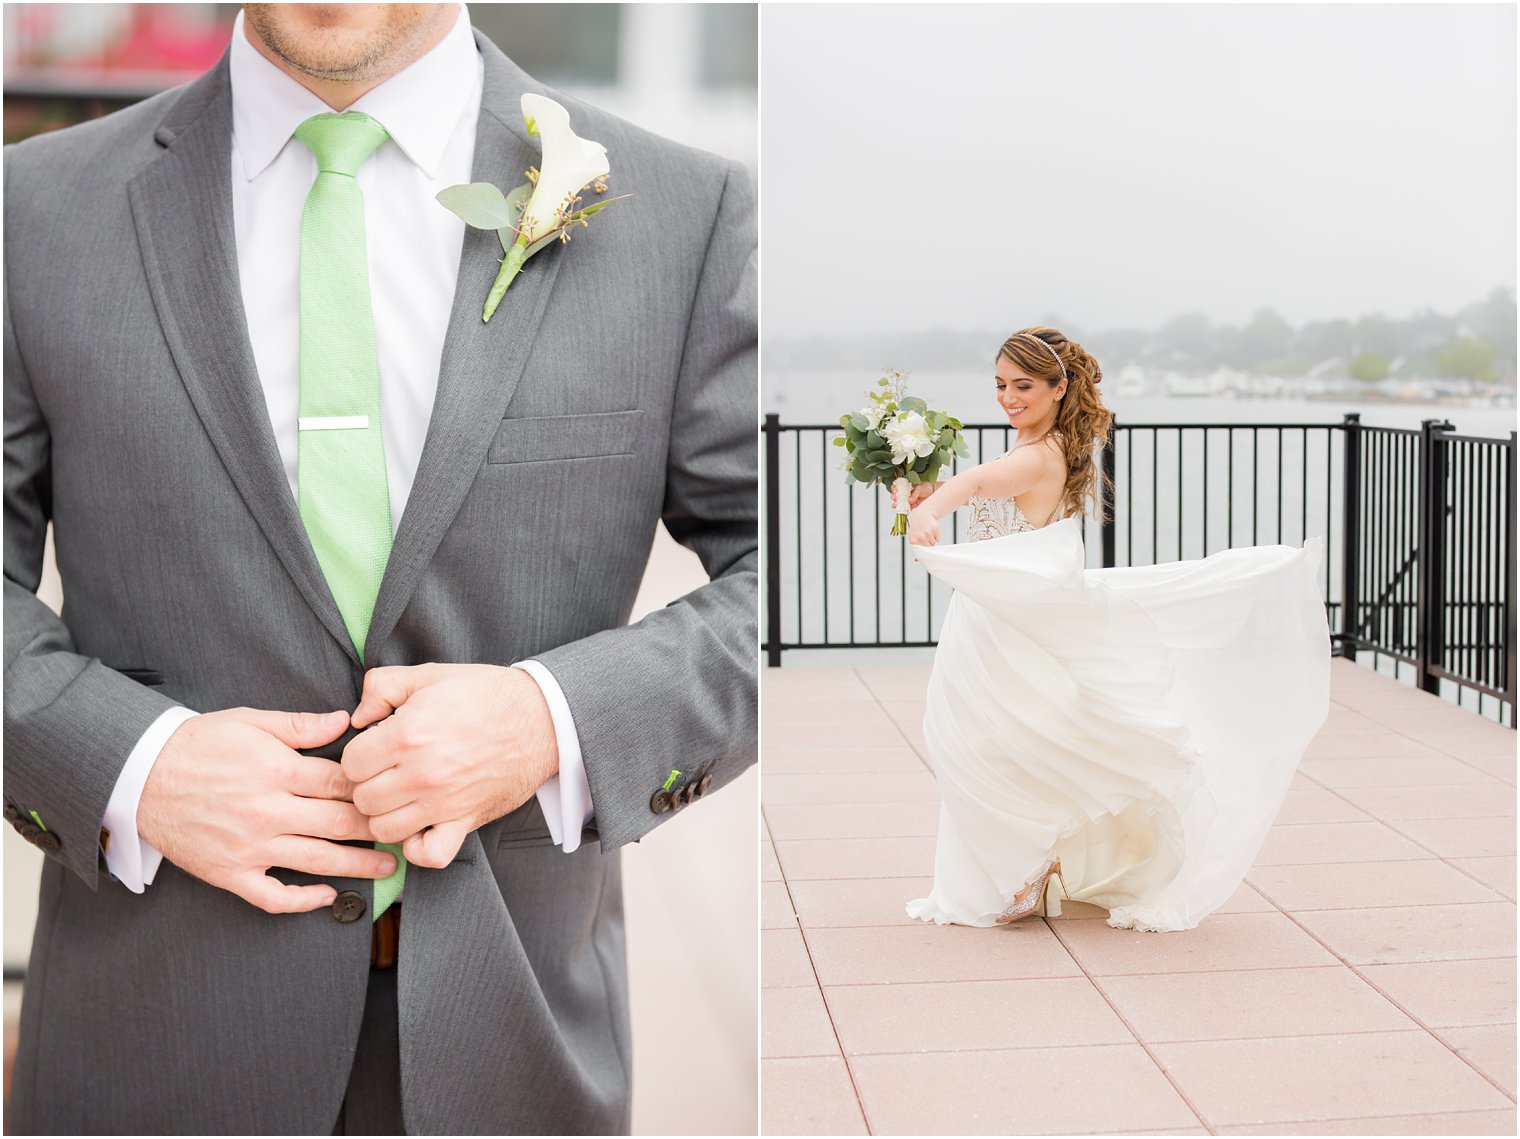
[1020,332,1067,380]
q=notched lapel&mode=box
[364,45,567,664]
[127,59,359,665]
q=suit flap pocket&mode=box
[487,410,643,464]
[117,668,165,686]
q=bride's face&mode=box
[994,356,1066,430]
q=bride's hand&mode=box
[907,507,941,548]
[908,482,939,508]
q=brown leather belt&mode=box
[370,902,400,970]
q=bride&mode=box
[903,327,1329,932]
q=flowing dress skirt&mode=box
[905,518,1330,932]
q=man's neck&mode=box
[241,12,457,112]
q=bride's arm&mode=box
[907,449,1049,546]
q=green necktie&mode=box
[293,111,404,919]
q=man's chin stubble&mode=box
[261,36,395,83]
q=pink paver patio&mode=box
[761,659,1517,1136]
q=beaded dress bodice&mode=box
[964,444,1055,542]
[965,494,1038,542]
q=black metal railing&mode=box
[763,412,1516,726]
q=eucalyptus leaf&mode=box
[831,436,846,447]
[493,183,534,252]
[437,182,518,230]
[566,193,633,222]
[865,430,884,449]
[850,414,870,431]
[899,396,927,414]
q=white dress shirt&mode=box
[102,6,594,892]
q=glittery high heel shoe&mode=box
[995,860,1067,925]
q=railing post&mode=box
[1339,413,1362,660]
[764,414,783,668]
[1101,418,1117,568]
[1417,418,1453,695]
[1506,431,1517,726]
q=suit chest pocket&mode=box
[487,410,643,465]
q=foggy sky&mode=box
[760,3,1516,340]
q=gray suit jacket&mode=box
[3,30,756,1136]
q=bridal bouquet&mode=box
[835,370,968,535]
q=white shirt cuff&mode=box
[513,660,593,854]
[103,706,198,892]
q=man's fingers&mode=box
[369,804,431,846]
[233,873,337,915]
[351,665,434,730]
[350,769,414,819]
[402,819,470,869]
[283,798,379,843]
[245,708,351,750]
[339,724,400,784]
[286,755,357,802]
[269,837,398,880]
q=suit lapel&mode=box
[363,35,565,664]
[128,56,360,664]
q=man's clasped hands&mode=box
[137,663,560,914]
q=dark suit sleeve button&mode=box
[33,831,60,855]
[649,790,673,814]
[697,773,713,796]
[332,891,367,923]
[16,821,40,842]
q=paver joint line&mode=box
[762,661,1515,1132]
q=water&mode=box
[765,369,1517,439]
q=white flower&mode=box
[860,404,886,432]
[883,411,937,465]
[519,93,609,242]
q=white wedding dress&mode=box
[905,484,1330,932]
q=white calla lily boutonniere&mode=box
[437,93,630,322]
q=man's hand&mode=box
[138,708,395,914]
[342,664,560,869]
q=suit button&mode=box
[3,805,20,824]
[33,831,60,855]
[649,790,673,814]
[15,821,40,843]
[697,773,713,796]
[332,891,367,923]
[678,782,696,806]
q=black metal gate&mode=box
[763,412,1515,726]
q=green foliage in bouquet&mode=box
[833,369,970,534]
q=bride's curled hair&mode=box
[998,326,1113,521]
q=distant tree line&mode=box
[768,288,1517,385]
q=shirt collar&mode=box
[229,4,479,182]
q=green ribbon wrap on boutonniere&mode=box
[436,93,631,322]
